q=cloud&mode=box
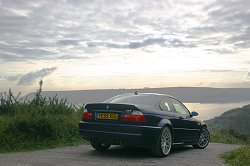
[0,0,249,60]
[57,55,84,60]
[57,39,80,46]
[200,0,250,48]
[1,0,250,92]
[200,70,237,73]
[6,75,20,81]
[13,67,57,85]
[126,38,195,49]
[128,38,167,49]
[244,72,250,80]
[105,38,167,49]
[204,48,237,54]
[87,37,196,49]
[0,0,205,61]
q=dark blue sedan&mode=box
[79,93,210,157]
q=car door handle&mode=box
[178,116,184,119]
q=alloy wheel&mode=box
[161,127,172,155]
[198,128,209,148]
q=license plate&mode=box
[97,113,119,120]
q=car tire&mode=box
[192,127,210,149]
[90,140,111,151]
[151,126,172,157]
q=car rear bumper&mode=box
[79,121,162,148]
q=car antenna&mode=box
[134,91,138,95]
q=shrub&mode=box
[0,81,86,153]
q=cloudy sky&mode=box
[0,0,250,94]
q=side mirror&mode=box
[190,111,198,117]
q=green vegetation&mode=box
[222,146,250,166]
[0,80,86,153]
[205,104,250,134]
[209,130,250,166]
[206,105,250,166]
[210,129,250,145]
[206,104,250,145]
[210,129,250,165]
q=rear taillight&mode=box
[123,111,146,122]
[82,109,93,119]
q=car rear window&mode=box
[105,94,160,107]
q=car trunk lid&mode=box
[83,103,146,123]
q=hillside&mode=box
[26,87,250,105]
[205,104,250,134]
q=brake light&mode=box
[82,109,93,119]
[123,111,146,122]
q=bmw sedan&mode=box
[79,93,210,157]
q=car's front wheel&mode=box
[193,127,210,149]
[90,140,111,151]
[151,126,172,157]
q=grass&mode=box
[0,139,82,153]
[222,146,250,166]
[0,82,87,153]
[210,131,249,145]
[209,129,250,166]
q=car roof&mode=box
[117,92,176,99]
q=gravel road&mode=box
[0,143,239,166]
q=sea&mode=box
[184,101,250,121]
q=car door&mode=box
[168,97,200,143]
